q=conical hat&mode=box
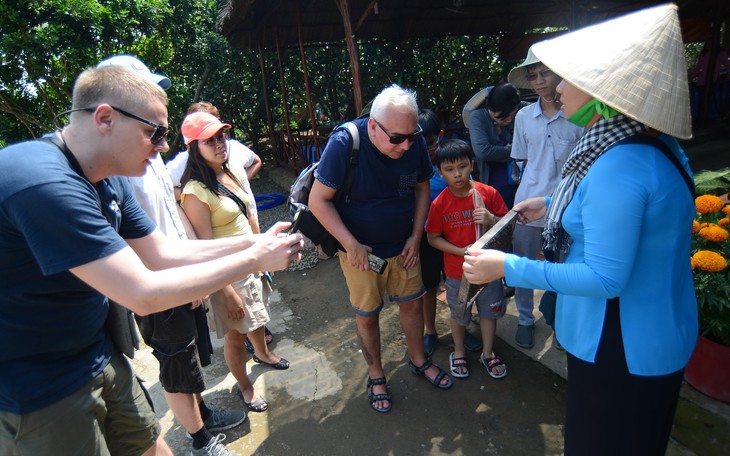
[532,4,692,139]
[507,47,541,89]
[462,86,492,126]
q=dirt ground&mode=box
[131,254,568,456]
[129,162,730,455]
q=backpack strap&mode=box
[331,121,360,203]
[612,134,695,198]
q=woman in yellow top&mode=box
[180,112,289,413]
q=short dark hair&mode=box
[418,108,442,138]
[486,83,520,118]
[435,139,473,167]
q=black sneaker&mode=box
[515,324,534,349]
[464,331,483,352]
[203,408,247,433]
[423,333,438,357]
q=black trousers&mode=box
[565,298,684,456]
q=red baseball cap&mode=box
[181,112,231,145]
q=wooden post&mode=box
[274,27,295,166]
[335,0,364,116]
[297,0,320,159]
[257,34,275,141]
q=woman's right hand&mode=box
[220,287,245,321]
[513,197,548,224]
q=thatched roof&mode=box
[217,0,725,55]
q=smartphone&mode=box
[288,207,302,235]
[367,253,388,274]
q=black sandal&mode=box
[366,377,392,413]
[408,358,453,390]
[237,388,269,412]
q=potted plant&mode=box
[685,168,730,403]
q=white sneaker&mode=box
[190,434,239,456]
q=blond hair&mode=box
[72,66,168,111]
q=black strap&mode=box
[39,134,87,180]
[217,182,248,219]
[612,134,695,198]
[330,122,359,204]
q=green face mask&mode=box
[568,98,620,127]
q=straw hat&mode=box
[462,86,492,125]
[507,47,541,89]
[531,4,691,139]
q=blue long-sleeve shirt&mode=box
[504,134,698,375]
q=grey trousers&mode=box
[511,223,544,326]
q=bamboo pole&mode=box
[335,0,363,116]
[297,0,320,159]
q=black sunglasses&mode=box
[199,131,228,146]
[525,68,555,82]
[374,119,423,144]
[61,106,169,145]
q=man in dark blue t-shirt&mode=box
[0,65,302,456]
[310,84,453,415]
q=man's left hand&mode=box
[401,235,420,269]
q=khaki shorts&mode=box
[338,251,426,316]
[209,272,271,338]
[0,351,160,456]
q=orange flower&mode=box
[695,195,725,214]
[692,250,728,272]
[723,205,730,216]
[693,219,700,233]
[699,225,730,242]
[720,217,730,228]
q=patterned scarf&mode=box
[542,114,648,259]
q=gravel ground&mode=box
[249,173,321,271]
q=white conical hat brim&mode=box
[532,3,692,139]
[462,87,492,125]
[507,47,542,89]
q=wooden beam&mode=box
[298,0,321,159]
[274,27,295,166]
[257,33,275,141]
[335,0,364,116]
[354,0,379,34]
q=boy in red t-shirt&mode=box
[425,139,509,379]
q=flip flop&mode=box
[449,352,469,378]
[245,327,273,354]
[480,353,508,379]
[237,389,269,412]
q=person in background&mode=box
[465,83,529,209]
[180,112,290,418]
[167,102,262,202]
[103,55,245,456]
[0,64,301,456]
[169,101,273,354]
[417,108,446,357]
[463,5,697,453]
[309,84,452,414]
[426,139,509,380]
[507,47,584,349]
[419,109,482,356]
